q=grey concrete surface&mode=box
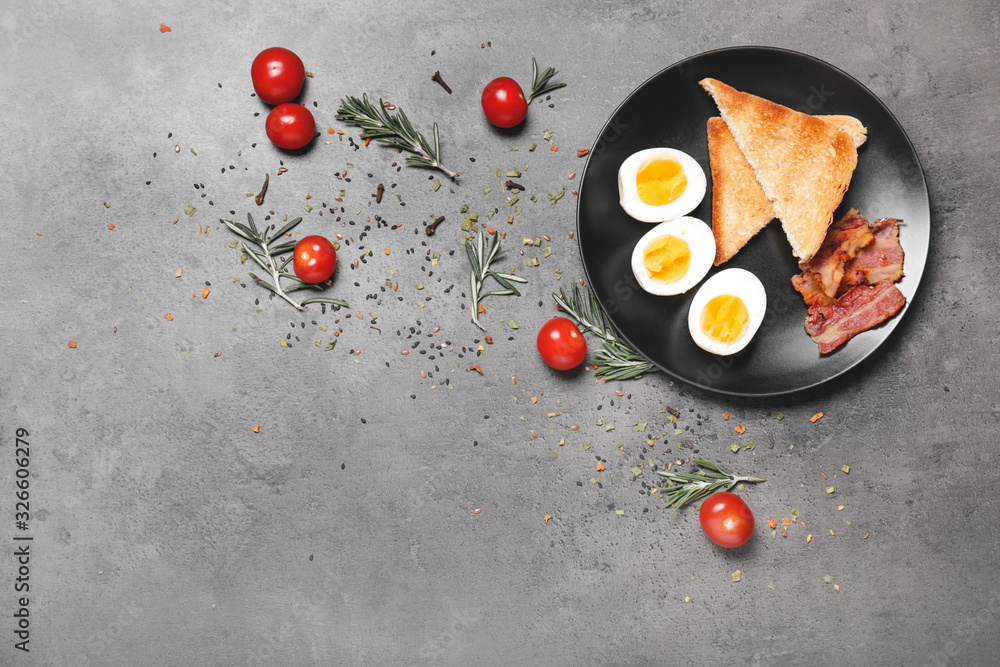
[0,1,997,665]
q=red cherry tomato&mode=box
[481,77,528,128]
[536,317,587,370]
[265,103,316,150]
[251,47,306,105]
[699,492,754,548]
[293,235,337,284]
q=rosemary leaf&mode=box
[467,229,525,330]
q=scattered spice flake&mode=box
[531,397,538,404]
[806,534,813,543]
[811,412,824,422]
[723,411,730,420]
[543,514,551,523]
[305,71,314,78]
[842,465,851,474]
[731,569,741,583]
[253,425,260,433]
[822,574,834,584]
[175,269,182,278]
[68,340,77,349]
[164,313,173,321]
[159,23,171,33]
[734,425,745,434]
[829,529,835,536]
[576,148,590,157]
[863,533,869,539]
[838,505,845,511]
[184,205,196,216]
[468,365,483,375]
[768,581,777,590]
[781,518,790,526]
[826,486,835,494]
[766,519,778,529]
[834,584,841,592]
[596,462,605,471]
[684,596,691,603]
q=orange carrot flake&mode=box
[107,224,115,230]
[202,288,210,299]
[550,145,558,151]
[159,23,171,33]
[327,127,336,134]
[723,411,730,420]
[252,425,260,433]
[68,340,77,349]
[735,425,745,434]
[766,519,778,529]
[596,462,605,471]
[164,313,173,321]
[384,247,390,255]
[811,412,824,422]
[543,514,552,523]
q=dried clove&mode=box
[425,216,446,235]
[431,70,453,94]
[255,173,269,206]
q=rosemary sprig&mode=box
[335,94,460,180]
[657,459,767,513]
[552,284,657,381]
[528,57,566,103]
[466,229,527,330]
[222,213,349,312]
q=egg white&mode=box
[618,148,707,223]
[687,268,767,356]
[630,217,716,296]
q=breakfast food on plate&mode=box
[699,78,859,263]
[618,148,707,223]
[705,117,777,266]
[631,216,715,295]
[687,268,767,355]
[707,115,868,266]
[792,209,906,353]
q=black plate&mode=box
[576,47,929,397]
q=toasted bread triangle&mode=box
[700,78,859,263]
[708,115,867,266]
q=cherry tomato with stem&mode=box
[265,103,316,150]
[536,317,587,370]
[293,235,337,284]
[481,76,528,128]
[699,491,754,548]
[251,47,306,105]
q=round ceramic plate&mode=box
[576,46,929,397]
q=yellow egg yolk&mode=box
[643,235,690,283]
[701,295,749,343]
[636,156,687,206]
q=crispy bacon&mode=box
[838,218,904,295]
[791,272,835,307]
[804,279,906,354]
[805,210,875,295]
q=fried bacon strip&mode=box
[804,279,907,354]
[838,217,904,295]
[791,209,874,306]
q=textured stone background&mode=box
[0,1,997,665]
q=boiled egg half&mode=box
[631,217,716,296]
[687,268,767,356]
[618,148,706,223]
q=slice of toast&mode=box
[700,78,859,263]
[708,115,867,265]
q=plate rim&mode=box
[574,45,930,398]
